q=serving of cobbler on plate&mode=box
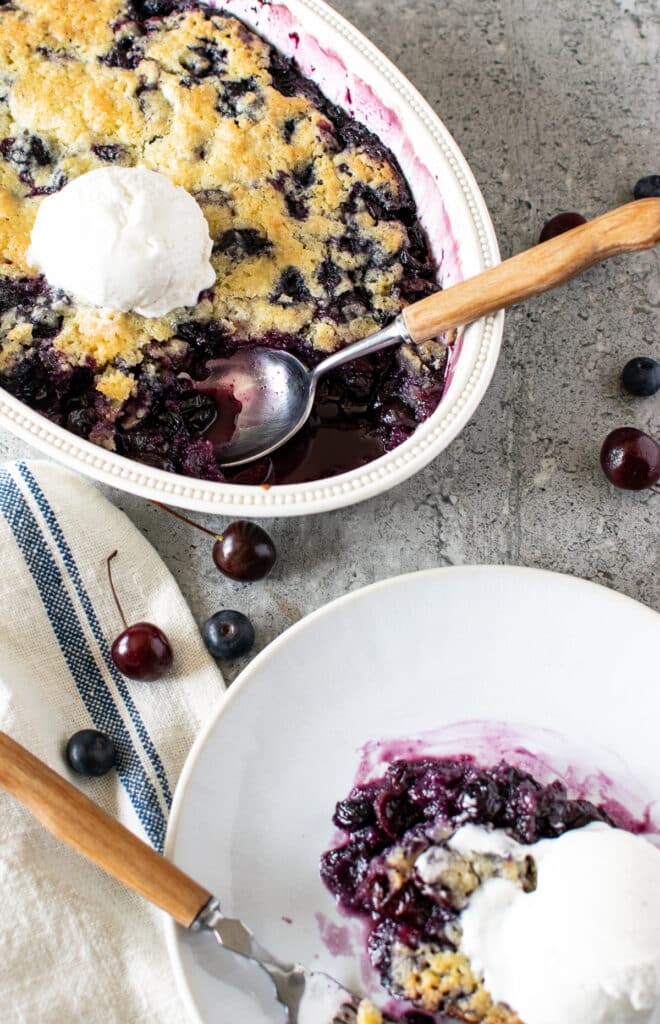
[321,754,660,1024]
[0,0,448,485]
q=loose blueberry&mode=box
[202,609,255,658]
[539,212,587,243]
[633,175,660,200]
[66,729,116,777]
[621,356,660,397]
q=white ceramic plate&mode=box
[164,566,660,1023]
[0,0,502,516]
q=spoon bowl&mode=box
[194,348,316,467]
[198,317,407,467]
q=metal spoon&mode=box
[198,199,660,467]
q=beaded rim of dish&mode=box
[0,0,502,515]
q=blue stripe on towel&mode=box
[0,468,167,851]
[16,462,173,811]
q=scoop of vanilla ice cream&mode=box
[27,167,215,317]
[458,822,660,1024]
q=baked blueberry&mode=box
[100,36,144,70]
[92,143,125,162]
[213,228,272,259]
[333,797,376,832]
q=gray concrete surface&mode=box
[1,0,658,682]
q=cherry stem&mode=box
[151,501,223,540]
[107,550,128,631]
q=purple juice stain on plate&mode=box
[314,912,354,957]
[314,720,659,1020]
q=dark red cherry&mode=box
[106,552,173,680]
[600,427,660,490]
[213,521,276,581]
[539,212,587,243]
[111,622,173,681]
[151,504,277,583]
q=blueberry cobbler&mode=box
[0,0,446,485]
[320,756,645,1024]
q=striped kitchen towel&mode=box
[0,460,224,1023]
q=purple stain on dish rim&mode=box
[217,0,467,403]
[218,0,465,379]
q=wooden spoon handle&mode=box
[403,198,660,344]
[0,731,211,927]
